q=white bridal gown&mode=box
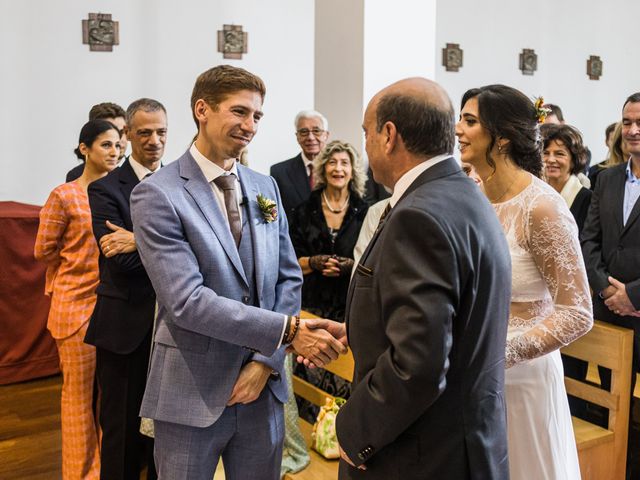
[493,175,593,480]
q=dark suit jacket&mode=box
[582,163,640,323]
[570,186,592,234]
[270,153,310,221]
[336,158,511,479]
[84,159,156,354]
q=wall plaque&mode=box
[442,43,463,72]
[82,13,119,52]
[519,48,537,75]
[587,55,603,80]
[218,25,248,60]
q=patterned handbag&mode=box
[311,397,346,459]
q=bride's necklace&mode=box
[322,190,350,213]
[485,171,521,204]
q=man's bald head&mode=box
[370,77,455,158]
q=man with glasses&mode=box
[270,110,330,221]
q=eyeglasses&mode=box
[296,128,326,138]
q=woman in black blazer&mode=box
[541,124,592,232]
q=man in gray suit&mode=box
[130,65,346,479]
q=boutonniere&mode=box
[256,194,278,223]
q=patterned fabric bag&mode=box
[311,397,346,459]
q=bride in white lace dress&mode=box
[456,85,593,480]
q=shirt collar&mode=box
[190,143,239,183]
[625,159,640,183]
[300,152,313,169]
[129,156,159,181]
[389,154,450,208]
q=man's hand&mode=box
[227,361,271,406]
[604,277,636,316]
[100,221,136,257]
[289,319,347,367]
[600,285,617,300]
[340,445,366,471]
[296,319,347,369]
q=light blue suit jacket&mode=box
[130,151,302,428]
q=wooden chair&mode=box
[284,312,355,480]
[561,320,633,480]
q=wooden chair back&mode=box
[561,320,633,480]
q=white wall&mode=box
[315,0,365,151]
[314,0,438,159]
[435,0,640,165]
[0,0,314,205]
[4,0,639,204]
[363,0,437,110]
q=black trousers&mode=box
[96,332,156,480]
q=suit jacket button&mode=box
[358,452,365,460]
[242,296,250,304]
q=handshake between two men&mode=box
[287,316,348,368]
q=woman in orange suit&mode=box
[35,119,120,479]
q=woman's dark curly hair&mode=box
[540,123,589,175]
[461,85,543,178]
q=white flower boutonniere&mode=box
[256,194,278,223]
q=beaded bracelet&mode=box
[283,315,301,344]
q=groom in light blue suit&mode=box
[130,65,347,479]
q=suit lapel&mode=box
[180,154,248,286]
[118,159,140,210]
[356,158,460,267]
[238,167,266,298]
[346,157,461,339]
[613,167,626,234]
[622,172,640,236]
[287,154,311,203]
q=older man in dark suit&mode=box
[269,110,329,220]
[582,91,640,478]
[308,78,511,479]
[85,98,166,480]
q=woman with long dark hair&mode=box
[35,119,120,479]
[455,85,592,479]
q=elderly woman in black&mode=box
[289,140,368,422]
[289,140,368,320]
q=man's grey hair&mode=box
[294,110,329,131]
[126,98,167,126]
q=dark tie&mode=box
[308,164,314,190]
[376,202,392,231]
[213,174,242,247]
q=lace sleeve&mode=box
[506,193,593,368]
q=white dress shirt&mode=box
[190,144,243,223]
[389,154,450,208]
[129,156,160,181]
